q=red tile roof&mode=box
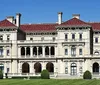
[88,23,100,30]
[0,19,16,27]
[61,18,89,26]
[20,24,57,32]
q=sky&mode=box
[0,0,100,24]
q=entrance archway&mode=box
[93,62,99,73]
[22,62,29,73]
[34,62,41,73]
[71,63,77,75]
[46,62,54,72]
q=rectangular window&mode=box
[65,49,68,55]
[0,47,3,56]
[71,46,76,56]
[79,48,82,55]
[7,50,9,56]
[7,35,10,41]
[95,37,98,43]
[65,34,68,40]
[72,34,75,40]
[79,34,82,40]
[0,35,3,40]
[30,38,33,40]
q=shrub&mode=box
[41,69,50,79]
[0,70,3,79]
[83,70,92,79]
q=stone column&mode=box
[55,46,57,57]
[37,47,38,57]
[30,62,33,73]
[43,46,45,57]
[49,46,51,57]
[25,47,26,58]
[3,46,6,58]
[18,46,21,58]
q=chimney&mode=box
[58,12,63,24]
[6,16,14,23]
[72,14,80,19]
[16,13,21,27]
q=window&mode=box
[95,37,98,43]
[7,50,9,56]
[41,37,44,41]
[79,48,82,55]
[52,37,55,41]
[72,34,75,40]
[7,35,10,41]
[71,63,77,75]
[7,68,9,73]
[79,34,82,40]
[0,47,3,56]
[65,67,68,74]
[0,35,3,40]
[65,49,68,55]
[30,38,33,40]
[65,34,68,40]
[71,46,76,56]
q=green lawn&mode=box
[0,79,99,85]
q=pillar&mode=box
[49,46,51,57]
[43,46,45,57]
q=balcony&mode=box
[17,40,57,44]
[0,40,12,44]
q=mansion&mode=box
[0,12,100,78]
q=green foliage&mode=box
[0,70,3,79]
[83,70,92,79]
[41,69,50,79]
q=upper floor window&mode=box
[65,34,68,40]
[30,38,33,40]
[0,35,3,40]
[71,46,76,56]
[65,49,68,55]
[7,49,10,56]
[52,37,55,41]
[79,34,82,40]
[7,35,10,41]
[0,47,3,56]
[95,37,98,43]
[72,34,75,40]
[79,48,82,55]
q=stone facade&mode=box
[0,12,99,78]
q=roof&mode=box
[0,19,16,27]
[20,24,57,32]
[88,23,100,31]
[60,18,90,26]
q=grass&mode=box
[0,79,99,85]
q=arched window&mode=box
[51,46,55,55]
[26,47,30,56]
[34,62,41,73]
[21,47,25,56]
[22,62,30,73]
[46,62,54,72]
[93,62,99,73]
[38,46,42,55]
[45,46,49,55]
[71,63,77,75]
[33,47,37,56]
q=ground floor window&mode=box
[22,62,30,73]
[93,62,99,73]
[71,63,77,75]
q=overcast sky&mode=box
[0,0,100,24]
